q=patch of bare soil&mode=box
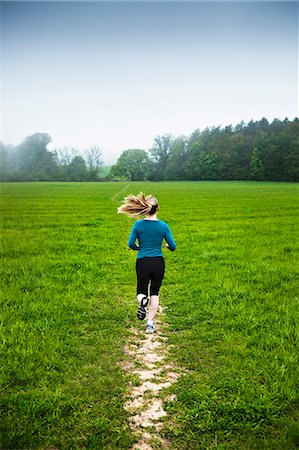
[122,308,182,450]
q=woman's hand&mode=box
[165,243,170,249]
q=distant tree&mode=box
[285,119,299,181]
[149,134,175,180]
[250,147,264,180]
[165,136,188,180]
[84,146,103,181]
[69,156,88,181]
[257,123,291,181]
[0,144,21,180]
[54,147,79,180]
[98,165,112,180]
[234,121,245,132]
[185,132,205,180]
[17,133,57,180]
[185,128,222,179]
[269,118,285,133]
[111,149,150,181]
[285,137,299,181]
[54,147,78,167]
[0,143,8,180]
[226,133,251,179]
[257,117,270,132]
[187,150,221,180]
[187,128,201,146]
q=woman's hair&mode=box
[117,192,159,218]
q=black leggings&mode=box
[136,257,165,296]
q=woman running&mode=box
[117,192,176,334]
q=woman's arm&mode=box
[164,224,176,251]
[128,224,139,250]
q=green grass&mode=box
[1,181,298,449]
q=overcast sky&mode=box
[1,1,298,165]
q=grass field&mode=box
[1,181,298,449]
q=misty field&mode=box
[1,181,298,449]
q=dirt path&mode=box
[122,308,181,449]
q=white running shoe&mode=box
[146,323,156,334]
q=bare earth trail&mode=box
[122,307,184,450]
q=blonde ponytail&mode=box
[117,192,158,218]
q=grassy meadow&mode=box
[1,181,298,449]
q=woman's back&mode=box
[128,219,176,259]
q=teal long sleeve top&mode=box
[128,219,176,259]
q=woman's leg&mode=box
[136,259,150,320]
[136,259,150,302]
[148,295,159,321]
[147,257,165,324]
[137,293,147,303]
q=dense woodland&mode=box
[1,118,298,182]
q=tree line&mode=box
[0,118,298,182]
[111,118,299,182]
[0,134,104,181]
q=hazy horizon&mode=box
[1,1,298,165]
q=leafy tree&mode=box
[228,133,251,179]
[111,149,150,181]
[165,137,188,180]
[250,148,264,180]
[234,121,245,132]
[285,119,299,181]
[285,137,299,181]
[0,143,8,180]
[17,133,57,180]
[185,132,206,180]
[68,156,88,181]
[185,128,222,180]
[257,125,290,181]
[149,134,174,180]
